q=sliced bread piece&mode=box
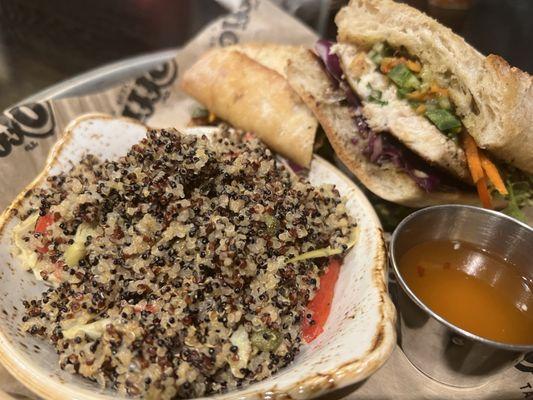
[181,47,317,167]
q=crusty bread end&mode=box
[181,47,317,167]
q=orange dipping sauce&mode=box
[399,240,533,345]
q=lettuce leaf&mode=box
[502,176,532,222]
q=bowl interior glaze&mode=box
[0,115,396,400]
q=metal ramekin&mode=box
[390,205,533,388]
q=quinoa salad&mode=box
[12,126,357,398]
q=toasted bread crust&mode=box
[336,0,533,174]
[181,47,317,167]
[286,50,478,207]
[226,43,302,79]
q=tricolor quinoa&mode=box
[13,126,356,398]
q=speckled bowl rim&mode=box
[0,114,396,400]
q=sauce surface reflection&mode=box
[399,240,533,345]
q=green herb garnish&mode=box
[367,84,388,106]
[387,64,421,91]
[425,109,462,132]
[251,329,282,352]
[396,87,412,99]
[264,214,279,236]
[502,179,532,222]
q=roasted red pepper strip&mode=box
[35,214,55,234]
[302,257,341,343]
[36,245,49,254]
[35,214,55,253]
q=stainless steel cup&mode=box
[390,205,533,388]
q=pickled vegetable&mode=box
[191,107,209,118]
[387,64,420,91]
[64,224,97,267]
[62,318,111,340]
[368,42,393,65]
[264,214,279,235]
[251,329,282,352]
[367,84,388,106]
[425,109,461,132]
[286,229,358,264]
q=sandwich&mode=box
[323,0,532,212]
[181,1,532,216]
[286,43,479,208]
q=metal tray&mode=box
[16,49,178,106]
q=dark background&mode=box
[0,0,531,110]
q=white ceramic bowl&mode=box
[0,115,396,399]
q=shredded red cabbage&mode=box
[315,40,441,193]
[366,132,440,192]
[287,160,306,175]
[315,40,343,82]
[315,40,371,139]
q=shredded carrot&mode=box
[380,57,398,74]
[406,59,422,73]
[476,177,493,209]
[379,57,405,74]
[430,84,449,97]
[407,85,448,101]
[406,90,428,101]
[380,57,421,74]
[463,133,496,208]
[463,133,484,183]
[415,104,426,114]
[208,112,217,123]
[479,152,508,195]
